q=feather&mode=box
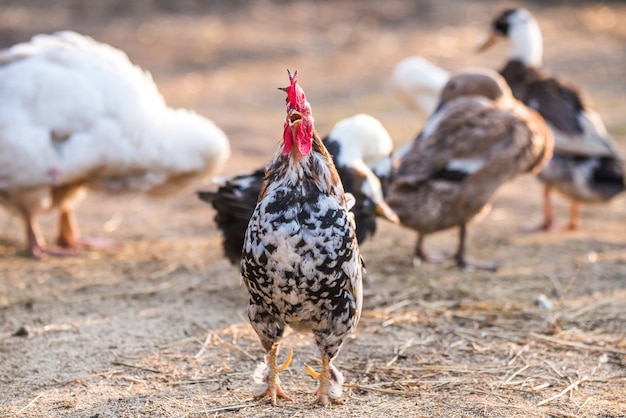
[387,69,553,269]
[480,8,625,229]
[241,72,363,405]
[200,114,397,264]
[0,31,230,257]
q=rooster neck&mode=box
[260,132,344,202]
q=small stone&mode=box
[13,326,30,337]
[535,294,554,310]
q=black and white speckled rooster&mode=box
[198,113,398,265]
[240,70,363,405]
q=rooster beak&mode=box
[288,108,302,126]
[476,30,499,53]
[288,108,303,140]
[286,108,303,154]
[375,200,400,224]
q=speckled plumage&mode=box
[198,168,265,264]
[241,71,363,405]
[199,114,396,265]
[242,140,362,348]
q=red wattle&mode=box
[298,132,312,156]
[282,123,293,156]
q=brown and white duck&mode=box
[386,69,553,270]
[478,8,625,230]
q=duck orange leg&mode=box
[565,201,580,231]
[521,184,554,232]
[56,207,118,250]
[21,210,48,259]
[56,208,81,248]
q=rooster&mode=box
[241,70,363,405]
[0,31,230,258]
[199,113,398,265]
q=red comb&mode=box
[283,69,307,110]
[281,69,313,157]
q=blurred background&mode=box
[2,0,624,178]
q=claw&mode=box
[305,358,345,405]
[279,347,293,371]
[304,362,320,379]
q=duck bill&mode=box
[476,31,499,53]
[376,200,400,224]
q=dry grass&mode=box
[1,0,625,417]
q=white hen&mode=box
[0,31,230,258]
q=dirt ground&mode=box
[1,1,625,417]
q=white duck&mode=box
[0,31,230,258]
[391,55,450,119]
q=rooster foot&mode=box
[256,382,293,405]
[304,362,344,406]
[253,347,293,405]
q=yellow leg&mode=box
[316,355,331,406]
[304,355,343,406]
[259,343,292,405]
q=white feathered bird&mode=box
[391,55,450,119]
[0,31,230,258]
